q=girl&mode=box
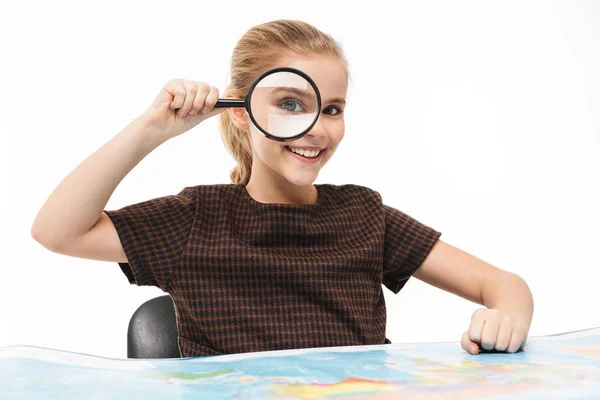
[31,20,533,358]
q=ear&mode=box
[228,99,249,131]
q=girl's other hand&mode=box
[461,308,529,355]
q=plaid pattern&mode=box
[104,184,441,357]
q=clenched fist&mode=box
[461,308,529,355]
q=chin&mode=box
[281,170,319,187]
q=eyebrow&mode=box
[327,97,346,105]
[270,87,346,105]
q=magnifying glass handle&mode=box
[214,99,245,108]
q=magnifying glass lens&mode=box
[249,71,319,140]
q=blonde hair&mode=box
[219,20,349,185]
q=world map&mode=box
[1,327,599,399]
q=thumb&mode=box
[202,105,227,120]
[178,105,227,131]
[461,331,480,355]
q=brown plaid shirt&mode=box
[104,184,441,358]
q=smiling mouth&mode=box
[284,146,324,160]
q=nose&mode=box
[306,114,328,139]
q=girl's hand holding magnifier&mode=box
[142,67,322,143]
[143,79,226,141]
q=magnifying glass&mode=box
[215,67,322,142]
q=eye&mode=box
[323,106,342,116]
[279,99,305,112]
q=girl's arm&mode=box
[413,239,534,355]
[31,114,166,256]
[31,79,222,260]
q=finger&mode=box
[507,327,524,353]
[167,80,186,112]
[519,336,528,352]
[201,86,220,114]
[494,316,512,352]
[480,312,501,351]
[188,82,211,116]
[461,331,479,355]
[468,308,486,345]
[177,80,199,118]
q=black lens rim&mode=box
[245,67,322,142]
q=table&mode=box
[1,327,599,399]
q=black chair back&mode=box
[127,295,180,358]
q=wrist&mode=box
[131,113,171,149]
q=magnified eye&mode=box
[279,99,305,112]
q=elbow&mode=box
[31,224,63,253]
[31,223,45,244]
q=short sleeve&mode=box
[382,204,442,294]
[103,186,197,291]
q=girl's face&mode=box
[234,54,348,187]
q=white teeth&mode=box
[287,147,321,158]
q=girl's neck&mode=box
[245,174,318,205]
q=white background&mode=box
[1,0,598,359]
